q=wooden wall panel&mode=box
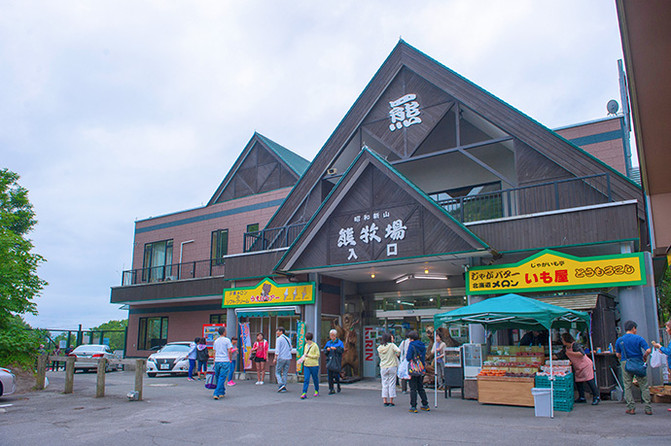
[468,203,639,252]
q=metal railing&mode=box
[437,173,613,223]
[121,259,225,286]
[244,222,306,253]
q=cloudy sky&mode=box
[1,1,628,330]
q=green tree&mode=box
[89,319,128,351]
[0,168,47,366]
[657,267,671,324]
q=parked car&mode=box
[0,367,17,397]
[146,342,193,377]
[69,344,119,372]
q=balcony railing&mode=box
[121,259,225,286]
[437,173,613,223]
[244,222,307,253]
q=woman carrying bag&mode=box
[405,330,429,413]
[298,332,320,399]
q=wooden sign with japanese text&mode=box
[222,278,315,308]
[466,250,646,295]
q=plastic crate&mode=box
[535,373,574,390]
[553,396,574,412]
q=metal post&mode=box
[548,331,554,418]
[64,356,75,394]
[96,358,106,397]
[135,359,146,401]
[588,317,598,390]
[434,328,438,408]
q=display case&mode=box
[443,347,463,398]
[444,347,461,367]
[462,343,483,378]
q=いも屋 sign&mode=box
[222,278,315,308]
[467,250,646,295]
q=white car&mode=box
[146,342,193,377]
[69,344,120,372]
[0,367,16,397]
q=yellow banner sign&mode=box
[467,250,646,295]
[222,278,315,308]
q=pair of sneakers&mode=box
[409,406,430,413]
[255,381,264,385]
[227,380,236,386]
[300,391,319,399]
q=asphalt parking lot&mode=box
[1,370,670,446]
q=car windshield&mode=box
[159,344,190,353]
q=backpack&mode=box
[197,346,209,362]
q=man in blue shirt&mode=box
[615,320,652,415]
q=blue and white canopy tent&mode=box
[433,293,591,416]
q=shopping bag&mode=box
[205,372,217,389]
[650,348,666,369]
[397,358,410,380]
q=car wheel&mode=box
[147,372,156,378]
[0,382,4,397]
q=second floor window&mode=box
[211,229,228,265]
[143,239,173,282]
[246,223,259,233]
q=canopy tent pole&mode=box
[549,330,554,418]
[434,327,438,408]
[588,315,597,389]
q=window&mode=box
[209,314,226,324]
[246,223,259,233]
[430,181,502,222]
[142,239,173,282]
[211,229,228,265]
[138,317,168,350]
[247,315,299,349]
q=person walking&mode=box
[432,332,447,390]
[615,320,652,415]
[399,333,411,394]
[559,333,600,405]
[406,330,429,413]
[299,332,320,399]
[252,333,269,385]
[196,337,209,380]
[227,337,238,386]
[186,337,199,381]
[324,329,344,394]
[274,327,292,393]
[212,326,233,400]
[377,332,401,406]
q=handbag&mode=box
[619,340,647,377]
[407,345,426,377]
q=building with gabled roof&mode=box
[111,42,655,392]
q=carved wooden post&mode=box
[96,358,106,397]
[64,356,75,394]
[135,359,146,401]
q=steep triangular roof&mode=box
[208,132,310,205]
[266,40,643,228]
[276,147,489,273]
